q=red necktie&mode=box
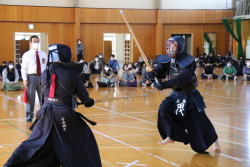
[36,51,41,75]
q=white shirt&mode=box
[21,49,47,80]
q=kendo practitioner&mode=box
[4,44,102,167]
[153,36,221,154]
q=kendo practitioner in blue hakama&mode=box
[4,44,102,167]
[154,36,221,154]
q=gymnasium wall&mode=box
[0,5,233,64]
[0,0,234,9]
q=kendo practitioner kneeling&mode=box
[154,36,221,154]
[4,44,102,167]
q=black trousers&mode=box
[157,98,218,153]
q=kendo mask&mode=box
[48,44,83,74]
[166,36,185,58]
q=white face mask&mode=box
[104,67,109,71]
[95,58,99,61]
[111,57,114,60]
[247,63,250,66]
[78,41,81,44]
[99,55,102,58]
[227,63,232,67]
[31,43,39,50]
[9,65,14,69]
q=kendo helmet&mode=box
[48,44,72,63]
[47,44,83,74]
[166,36,185,58]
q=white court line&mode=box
[98,124,157,131]
[219,153,243,162]
[84,111,157,117]
[212,122,246,131]
[219,139,249,147]
[93,130,179,166]
[98,146,243,162]
[205,100,247,109]
[95,133,159,139]
[94,106,157,125]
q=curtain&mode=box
[222,18,245,59]
[204,33,214,55]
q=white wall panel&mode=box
[80,0,157,9]
[0,0,75,7]
[162,0,228,9]
[0,0,234,9]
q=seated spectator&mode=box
[243,60,250,81]
[97,64,115,87]
[15,58,23,81]
[214,53,224,67]
[88,55,103,74]
[205,53,215,65]
[98,53,105,66]
[116,64,137,86]
[79,58,89,73]
[137,55,145,75]
[140,69,154,86]
[197,54,206,67]
[225,51,234,60]
[108,54,120,74]
[0,61,7,81]
[128,62,136,70]
[80,73,93,88]
[237,56,245,76]
[2,61,21,91]
[201,62,218,79]
[222,61,237,81]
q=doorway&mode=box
[103,33,131,65]
[14,32,48,63]
[171,34,193,56]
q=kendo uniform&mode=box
[4,44,102,167]
[155,36,218,154]
[201,66,218,79]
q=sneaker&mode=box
[226,76,229,81]
[234,76,237,81]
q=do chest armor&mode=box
[169,62,182,79]
[168,58,197,91]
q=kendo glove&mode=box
[154,80,164,90]
[83,98,95,107]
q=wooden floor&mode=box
[0,67,250,167]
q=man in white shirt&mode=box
[21,35,47,122]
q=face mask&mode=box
[104,67,109,71]
[20,60,22,63]
[124,67,129,71]
[227,64,232,67]
[247,63,250,66]
[78,41,81,44]
[111,57,114,60]
[9,65,14,69]
[31,43,39,50]
[128,64,132,68]
[99,55,102,58]
[95,58,99,61]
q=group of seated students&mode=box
[0,60,21,91]
[79,53,155,87]
[2,53,250,91]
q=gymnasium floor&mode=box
[0,67,250,167]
